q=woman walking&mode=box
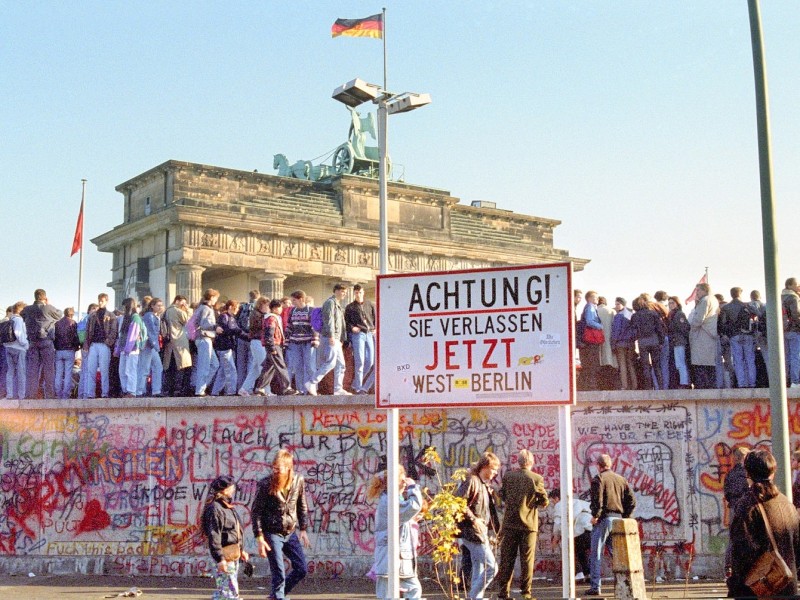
[202,476,248,600]
[252,449,311,600]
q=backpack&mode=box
[185,310,200,342]
[310,307,323,334]
[237,301,253,331]
[735,304,756,335]
[159,314,171,345]
[77,315,89,344]
[0,319,16,344]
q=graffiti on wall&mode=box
[0,398,789,576]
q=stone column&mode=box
[174,265,205,303]
[110,282,124,309]
[258,273,287,300]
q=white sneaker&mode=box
[304,381,318,396]
[791,383,800,389]
[333,389,352,396]
[575,572,585,581]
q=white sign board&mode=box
[376,262,575,408]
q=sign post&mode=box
[377,262,576,597]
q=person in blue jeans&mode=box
[345,284,376,394]
[782,278,800,388]
[252,449,311,600]
[456,452,501,599]
[587,454,636,596]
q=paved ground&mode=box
[0,574,731,599]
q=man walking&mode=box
[495,449,549,600]
[586,454,636,597]
[305,283,349,396]
[345,284,376,394]
[21,288,62,398]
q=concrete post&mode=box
[174,265,205,303]
[258,273,287,301]
[611,518,647,600]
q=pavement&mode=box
[0,574,732,599]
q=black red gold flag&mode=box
[331,14,383,39]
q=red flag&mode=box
[70,199,84,256]
[685,273,708,305]
[331,14,383,39]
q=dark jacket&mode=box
[248,308,267,342]
[728,489,800,598]
[251,474,308,537]
[631,307,666,348]
[456,473,499,544]
[499,467,549,532]
[54,317,80,352]
[345,299,376,333]
[213,312,247,352]
[201,497,243,564]
[590,469,636,520]
[83,308,118,351]
[321,295,346,342]
[782,289,800,334]
[668,308,691,348]
[718,299,754,338]
[21,301,62,343]
[611,309,635,350]
[723,464,750,508]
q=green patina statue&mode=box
[274,106,389,181]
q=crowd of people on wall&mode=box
[574,277,800,392]
[0,282,376,400]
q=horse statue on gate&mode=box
[273,154,312,179]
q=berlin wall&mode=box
[0,390,794,578]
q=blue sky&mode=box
[1,2,798,311]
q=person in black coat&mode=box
[630,296,667,390]
[728,449,800,599]
[202,476,248,600]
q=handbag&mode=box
[583,326,605,345]
[221,518,243,561]
[745,502,793,598]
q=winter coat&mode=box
[251,474,308,537]
[688,295,719,366]
[668,308,690,348]
[201,497,244,565]
[162,305,192,370]
[373,484,423,577]
[597,304,618,368]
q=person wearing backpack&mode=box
[719,287,757,388]
[115,298,147,398]
[782,278,800,389]
[3,301,29,399]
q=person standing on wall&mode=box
[252,449,311,600]
[495,449,549,600]
[586,453,636,597]
[345,283,376,394]
[304,283,349,396]
[202,475,249,600]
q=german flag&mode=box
[331,14,383,39]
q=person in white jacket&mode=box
[4,301,30,399]
[550,488,594,582]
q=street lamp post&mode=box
[332,78,430,598]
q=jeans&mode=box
[212,349,237,395]
[589,516,619,592]
[730,334,756,388]
[136,345,163,396]
[240,339,266,393]
[26,339,56,399]
[235,338,250,391]
[786,332,800,385]
[55,349,76,399]
[376,574,422,599]
[77,349,88,398]
[5,346,26,399]
[265,531,308,599]
[639,345,662,390]
[86,343,111,398]
[460,538,497,599]
[118,352,140,395]
[349,331,375,392]
[673,345,689,386]
[286,342,314,392]
[194,337,218,395]
[660,335,670,389]
[309,338,346,392]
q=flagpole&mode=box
[78,179,86,318]
[382,7,387,90]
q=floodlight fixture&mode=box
[386,92,432,115]
[331,78,382,107]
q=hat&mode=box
[210,476,235,492]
